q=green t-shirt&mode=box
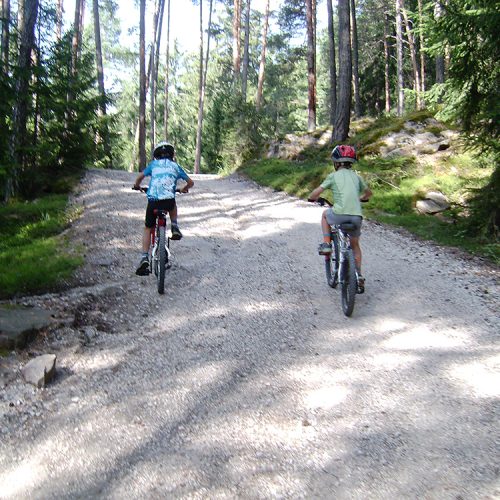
[320,168,368,216]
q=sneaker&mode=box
[136,256,150,276]
[356,273,365,294]
[171,225,183,241]
[318,242,332,255]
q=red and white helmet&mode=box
[331,145,357,163]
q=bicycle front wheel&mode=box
[157,225,166,294]
[324,232,339,288]
[341,249,357,317]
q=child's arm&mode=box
[308,186,325,202]
[133,172,146,190]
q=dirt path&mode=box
[1,168,499,499]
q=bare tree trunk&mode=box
[93,0,112,165]
[138,0,146,171]
[9,0,38,197]
[164,0,171,139]
[93,0,106,117]
[350,0,361,118]
[232,0,241,80]
[417,0,425,102]
[194,0,214,174]
[241,0,251,100]
[56,0,63,41]
[255,0,270,110]
[327,0,336,127]
[395,0,404,116]
[306,0,316,131]
[332,0,351,142]
[434,0,445,85]
[150,0,165,155]
[402,0,421,110]
[1,0,10,73]
[68,0,82,108]
[383,10,391,113]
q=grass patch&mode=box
[0,194,83,299]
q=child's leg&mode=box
[168,204,178,228]
[142,227,152,253]
[321,210,331,243]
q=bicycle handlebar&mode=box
[132,186,186,194]
[308,196,369,206]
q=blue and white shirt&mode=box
[143,159,190,201]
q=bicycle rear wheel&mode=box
[157,225,166,294]
[341,249,357,317]
[324,232,339,288]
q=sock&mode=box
[171,219,178,228]
[141,252,149,259]
[322,233,331,244]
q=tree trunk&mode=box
[417,0,425,101]
[241,0,251,100]
[383,10,391,113]
[138,0,146,171]
[306,0,316,131]
[56,0,63,41]
[434,0,445,85]
[93,0,106,117]
[232,0,241,80]
[9,0,38,197]
[327,0,336,127]
[1,0,10,73]
[68,0,82,107]
[150,0,165,155]
[93,0,112,165]
[350,0,361,118]
[255,0,270,110]
[164,0,171,139]
[332,0,351,142]
[395,0,404,116]
[194,0,214,174]
[402,0,421,110]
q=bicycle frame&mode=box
[150,210,172,275]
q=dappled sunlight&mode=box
[448,354,500,398]
[383,324,469,350]
[304,385,349,410]
[0,459,44,498]
[73,348,126,373]
[370,351,420,370]
[375,318,407,334]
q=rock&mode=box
[0,305,55,350]
[21,354,57,388]
[426,191,450,210]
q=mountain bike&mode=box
[133,187,178,295]
[314,197,365,317]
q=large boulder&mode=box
[21,354,57,388]
[416,191,450,215]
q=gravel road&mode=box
[1,168,499,499]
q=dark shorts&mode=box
[145,199,176,228]
[325,209,363,237]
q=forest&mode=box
[0,0,498,237]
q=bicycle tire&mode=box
[341,249,357,317]
[324,232,339,288]
[158,225,166,294]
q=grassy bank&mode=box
[0,193,83,299]
[240,117,498,265]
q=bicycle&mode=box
[314,197,365,317]
[133,186,180,294]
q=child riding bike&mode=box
[133,141,194,276]
[308,145,372,288]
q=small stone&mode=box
[21,354,57,388]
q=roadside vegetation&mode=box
[0,187,83,299]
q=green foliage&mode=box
[0,194,82,298]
